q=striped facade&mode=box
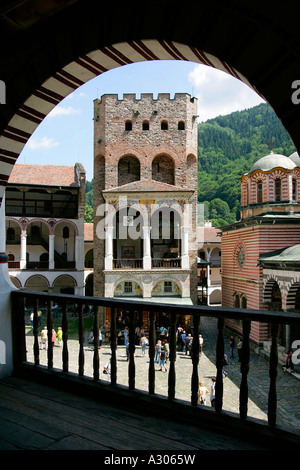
[222,222,300,344]
[222,151,300,344]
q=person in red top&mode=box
[51,329,57,349]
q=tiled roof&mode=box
[103,180,193,193]
[197,226,221,243]
[8,164,79,187]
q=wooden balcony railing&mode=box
[151,258,181,268]
[10,289,300,446]
[113,258,143,269]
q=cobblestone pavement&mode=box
[26,316,300,433]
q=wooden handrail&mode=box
[10,289,300,436]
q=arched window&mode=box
[63,226,69,239]
[118,155,140,186]
[234,293,240,308]
[125,120,132,131]
[178,121,185,130]
[152,155,175,185]
[292,178,297,201]
[161,120,168,130]
[257,180,263,204]
[275,178,281,201]
[142,120,149,130]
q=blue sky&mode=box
[19,60,265,181]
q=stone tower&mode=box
[93,93,198,330]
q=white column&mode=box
[75,235,84,270]
[0,194,14,378]
[104,226,114,270]
[181,226,189,269]
[20,230,27,270]
[143,226,151,270]
[49,234,55,269]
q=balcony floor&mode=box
[0,375,269,451]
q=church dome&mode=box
[249,152,296,174]
[289,151,300,166]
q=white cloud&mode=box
[188,64,265,122]
[47,105,80,118]
[26,136,59,150]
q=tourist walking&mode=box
[210,377,216,407]
[57,327,62,346]
[229,335,235,359]
[159,348,167,372]
[198,381,209,405]
[199,334,203,355]
[40,326,47,350]
[140,335,148,356]
[51,329,57,349]
[155,340,162,363]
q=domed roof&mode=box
[249,152,296,174]
[289,151,300,166]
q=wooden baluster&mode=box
[78,303,84,377]
[268,322,278,426]
[33,299,39,366]
[128,311,135,390]
[110,307,117,385]
[93,307,100,381]
[62,300,69,373]
[191,314,200,406]
[46,300,53,369]
[168,314,177,401]
[239,319,251,419]
[148,311,156,395]
[215,317,225,412]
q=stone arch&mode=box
[25,274,50,291]
[118,155,141,186]
[52,274,77,295]
[151,154,175,185]
[263,278,282,310]
[286,281,300,310]
[210,289,221,305]
[10,276,22,289]
[0,4,300,210]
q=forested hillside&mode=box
[197,103,296,226]
[85,103,296,226]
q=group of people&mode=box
[154,339,169,372]
[40,326,62,350]
[176,326,204,356]
[198,377,216,407]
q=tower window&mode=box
[161,120,168,130]
[125,120,132,131]
[275,178,281,201]
[142,121,149,130]
[293,178,297,201]
[178,121,185,130]
[257,180,263,204]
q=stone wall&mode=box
[93,93,198,308]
